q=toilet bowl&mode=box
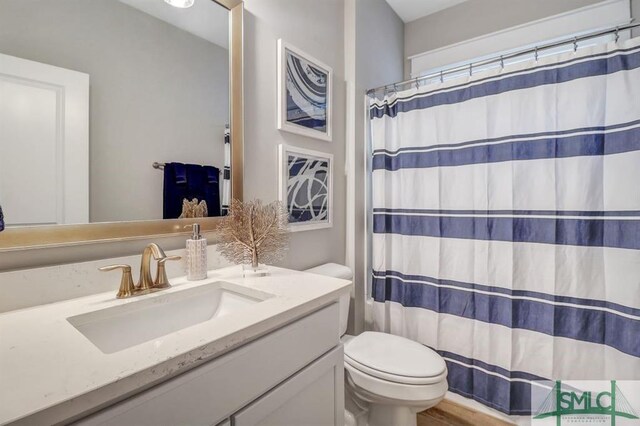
[305,264,448,426]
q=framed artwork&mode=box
[277,39,332,142]
[278,145,333,232]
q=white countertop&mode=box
[0,266,351,425]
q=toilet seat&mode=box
[344,362,448,404]
[345,355,446,385]
[344,332,447,385]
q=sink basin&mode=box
[67,282,272,354]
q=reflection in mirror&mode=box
[0,0,230,228]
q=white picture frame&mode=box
[278,144,333,232]
[277,39,333,142]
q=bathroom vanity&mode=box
[0,266,350,426]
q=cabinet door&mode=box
[233,346,344,426]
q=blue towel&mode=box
[205,166,218,184]
[173,163,187,184]
[163,163,221,219]
[203,166,221,216]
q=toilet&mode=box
[305,263,448,426]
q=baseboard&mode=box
[418,398,515,426]
[445,392,515,422]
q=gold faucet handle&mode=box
[154,255,182,288]
[99,264,136,299]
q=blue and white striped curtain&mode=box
[369,37,640,417]
[222,124,231,215]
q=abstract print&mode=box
[285,49,328,132]
[286,154,329,224]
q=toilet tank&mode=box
[305,263,352,337]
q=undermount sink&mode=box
[67,282,272,354]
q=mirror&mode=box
[0,0,243,249]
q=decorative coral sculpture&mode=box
[179,198,208,218]
[218,199,289,270]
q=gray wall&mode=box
[633,0,640,37]
[404,0,604,76]
[242,0,347,271]
[0,0,229,223]
[0,0,347,273]
[350,0,404,332]
[356,0,405,90]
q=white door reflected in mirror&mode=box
[0,0,230,226]
[0,54,89,227]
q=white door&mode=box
[0,53,89,226]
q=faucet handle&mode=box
[99,264,136,299]
[154,255,182,288]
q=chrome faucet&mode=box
[99,243,181,299]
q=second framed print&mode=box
[278,145,333,232]
[277,39,332,142]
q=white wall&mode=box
[0,0,229,223]
[404,0,606,77]
[409,0,632,78]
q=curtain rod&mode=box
[367,20,640,97]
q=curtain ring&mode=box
[615,26,620,43]
[534,46,539,62]
[440,70,444,83]
[469,63,473,76]
[500,55,504,69]
[573,37,578,53]
[415,79,420,90]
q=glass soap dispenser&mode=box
[186,223,207,281]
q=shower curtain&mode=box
[222,124,231,215]
[369,37,640,416]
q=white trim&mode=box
[278,144,333,232]
[276,39,333,142]
[444,394,517,424]
[409,0,631,78]
[344,0,356,274]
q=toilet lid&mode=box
[344,332,446,383]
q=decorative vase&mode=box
[242,263,269,278]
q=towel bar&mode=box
[153,162,222,173]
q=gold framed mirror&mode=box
[0,0,243,251]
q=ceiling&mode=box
[118,0,228,49]
[385,0,469,23]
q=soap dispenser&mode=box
[186,223,207,281]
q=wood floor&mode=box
[417,399,514,426]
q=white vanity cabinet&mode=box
[232,347,343,426]
[74,303,344,426]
